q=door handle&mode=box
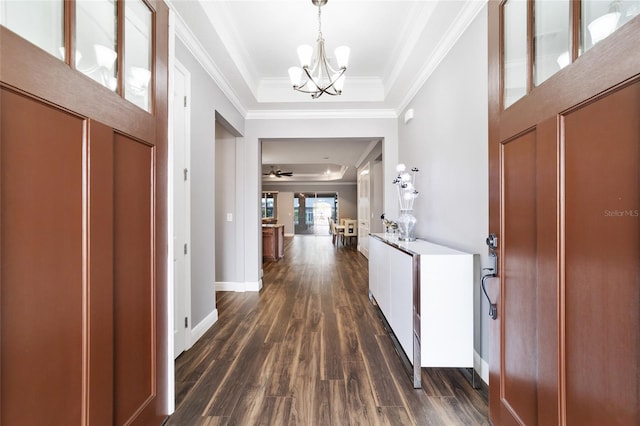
[482,233,498,320]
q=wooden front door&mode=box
[488,2,639,425]
[0,1,169,424]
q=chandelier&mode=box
[288,0,350,99]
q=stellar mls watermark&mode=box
[603,209,639,217]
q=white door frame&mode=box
[358,161,371,258]
[172,59,192,359]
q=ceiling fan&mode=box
[263,168,293,178]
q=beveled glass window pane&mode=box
[0,0,64,60]
[75,0,117,91]
[503,0,528,108]
[124,0,152,112]
[582,0,640,53]
[534,0,571,86]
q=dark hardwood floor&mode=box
[169,236,489,425]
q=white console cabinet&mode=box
[368,234,475,388]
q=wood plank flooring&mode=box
[169,236,489,425]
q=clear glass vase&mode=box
[397,209,417,241]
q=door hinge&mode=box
[184,317,188,328]
[183,168,188,181]
[184,96,187,107]
[184,243,188,255]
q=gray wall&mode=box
[215,122,236,283]
[397,6,489,374]
[175,37,243,327]
[370,160,384,233]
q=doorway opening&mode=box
[294,192,338,235]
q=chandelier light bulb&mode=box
[288,67,303,87]
[335,46,350,69]
[297,45,313,68]
[332,72,345,92]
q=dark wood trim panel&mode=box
[87,120,115,425]
[1,88,86,425]
[562,81,639,425]
[535,116,560,426]
[570,0,580,65]
[113,134,155,425]
[149,3,169,424]
[117,0,125,98]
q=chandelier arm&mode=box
[295,63,345,97]
[314,69,345,97]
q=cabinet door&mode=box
[262,228,275,260]
[388,248,413,359]
[368,237,388,318]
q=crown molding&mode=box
[246,109,397,120]
[383,2,438,97]
[396,0,487,115]
[168,2,248,117]
[199,1,259,94]
[257,77,385,103]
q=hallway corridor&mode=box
[169,236,488,425]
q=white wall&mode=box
[215,122,236,283]
[356,141,384,233]
[274,191,295,236]
[397,6,490,380]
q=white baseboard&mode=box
[474,350,489,385]
[284,233,294,237]
[216,280,263,292]
[190,308,218,347]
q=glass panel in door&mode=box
[534,0,571,85]
[0,0,64,60]
[582,0,640,53]
[124,0,152,111]
[503,0,528,108]
[75,0,118,91]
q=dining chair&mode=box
[342,220,358,246]
[329,218,343,245]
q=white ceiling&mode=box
[262,137,380,183]
[170,0,485,182]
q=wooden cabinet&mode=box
[368,234,474,388]
[262,224,284,261]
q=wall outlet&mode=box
[227,213,233,222]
